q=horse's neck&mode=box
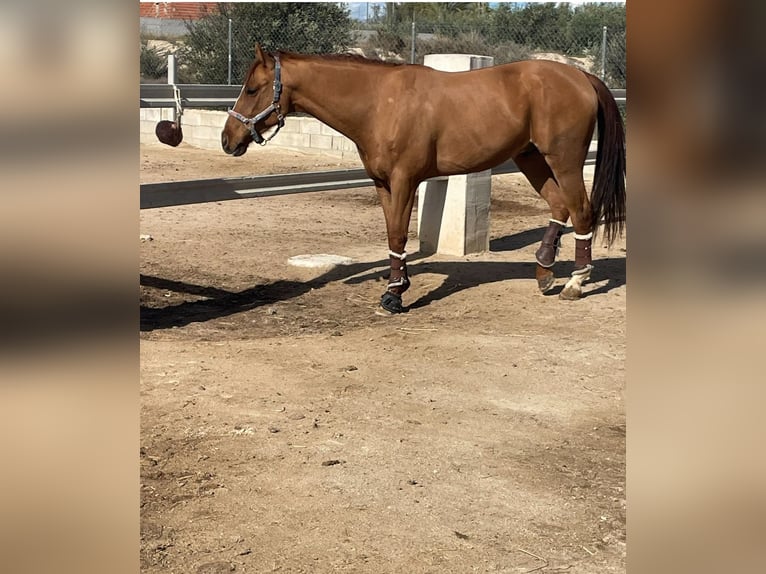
[287,58,377,144]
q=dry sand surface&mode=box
[140,141,626,573]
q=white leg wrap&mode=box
[573,231,593,240]
[571,263,593,277]
[560,264,593,300]
[563,272,587,293]
[550,218,568,227]
[389,251,407,260]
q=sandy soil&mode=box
[140,141,626,573]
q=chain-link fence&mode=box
[140,3,625,89]
[351,20,625,88]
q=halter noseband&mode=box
[227,53,285,145]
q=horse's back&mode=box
[359,58,598,177]
[435,60,595,172]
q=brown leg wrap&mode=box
[574,236,592,271]
[387,254,410,295]
[535,220,565,268]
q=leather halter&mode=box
[227,53,285,145]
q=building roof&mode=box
[139,2,218,20]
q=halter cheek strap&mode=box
[227,53,285,145]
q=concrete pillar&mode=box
[417,54,494,256]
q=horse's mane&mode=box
[280,51,406,68]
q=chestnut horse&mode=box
[222,45,625,315]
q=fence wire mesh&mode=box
[140,2,625,89]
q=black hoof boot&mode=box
[377,291,405,315]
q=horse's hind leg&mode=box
[543,162,594,300]
[513,149,570,293]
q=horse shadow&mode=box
[344,255,625,311]
[140,227,625,330]
[406,255,625,309]
[140,259,387,332]
[344,226,625,309]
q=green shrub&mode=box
[140,41,167,81]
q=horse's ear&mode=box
[254,43,274,70]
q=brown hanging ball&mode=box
[155,120,183,147]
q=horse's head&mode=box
[222,44,286,156]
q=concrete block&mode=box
[184,111,203,127]
[463,171,492,253]
[182,125,222,150]
[344,139,358,152]
[140,122,157,143]
[331,136,357,153]
[320,123,342,137]
[300,118,322,134]
[197,109,226,128]
[211,109,229,123]
[417,172,491,256]
[417,179,448,255]
[276,132,312,149]
[199,125,225,142]
[422,53,494,72]
[187,137,220,152]
[310,134,333,150]
[140,109,161,122]
[184,109,222,128]
[283,117,302,133]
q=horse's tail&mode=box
[584,72,626,245]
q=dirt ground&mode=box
[140,141,626,573]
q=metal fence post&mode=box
[167,53,176,85]
[167,53,179,125]
[601,25,607,81]
[411,20,416,64]
[228,18,233,85]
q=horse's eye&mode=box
[246,87,258,96]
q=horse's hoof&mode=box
[537,273,555,293]
[378,291,405,314]
[559,285,583,300]
[559,265,591,300]
[536,266,555,293]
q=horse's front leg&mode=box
[374,179,417,315]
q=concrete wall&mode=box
[140,108,359,158]
[140,18,188,38]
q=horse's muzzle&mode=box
[221,131,232,153]
[221,132,247,156]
